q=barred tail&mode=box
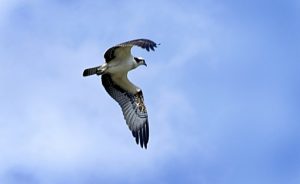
[83,66,99,77]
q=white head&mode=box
[134,57,147,67]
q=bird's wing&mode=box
[104,39,158,62]
[101,74,149,148]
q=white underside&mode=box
[105,55,140,94]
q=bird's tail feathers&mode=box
[83,66,99,77]
[83,65,107,77]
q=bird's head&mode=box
[134,57,147,67]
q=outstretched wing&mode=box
[104,39,158,62]
[101,74,149,148]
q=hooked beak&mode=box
[143,61,147,67]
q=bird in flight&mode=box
[83,39,158,149]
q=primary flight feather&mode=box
[83,39,158,149]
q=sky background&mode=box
[0,0,299,183]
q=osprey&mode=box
[83,39,158,149]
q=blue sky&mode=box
[0,0,299,183]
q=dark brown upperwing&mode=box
[104,39,158,62]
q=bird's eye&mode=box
[134,57,141,63]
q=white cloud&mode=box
[0,33,199,182]
[0,0,217,181]
[1,0,298,183]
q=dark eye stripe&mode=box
[134,57,142,62]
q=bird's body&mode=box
[83,39,158,148]
[107,56,134,73]
[98,56,138,94]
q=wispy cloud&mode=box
[0,0,299,184]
